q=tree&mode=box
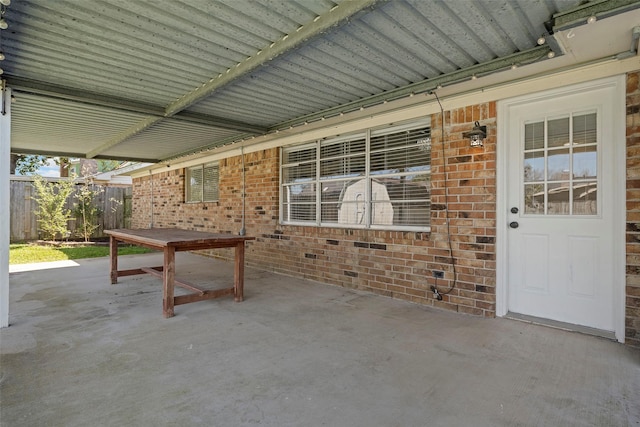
[11,154,50,175]
[31,175,75,241]
[73,182,103,242]
[97,160,123,173]
[10,154,17,175]
[10,155,124,176]
[59,157,70,177]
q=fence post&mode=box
[24,184,31,240]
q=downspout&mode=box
[239,145,246,236]
[149,170,154,229]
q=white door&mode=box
[505,82,620,332]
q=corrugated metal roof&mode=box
[1,0,636,162]
[186,0,583,126]
[100,118,245,160]
[10,93,151,158]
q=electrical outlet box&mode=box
[432,270,444,279]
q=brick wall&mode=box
[428,103,497,316]
[132,104,498,318]
[133,87,640,346]
[626,71,640,348]
[132,149,280,235]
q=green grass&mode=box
[9,243,155,265]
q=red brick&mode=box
[127,92,640,349]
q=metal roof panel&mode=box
[99,118,244,160]
[3,0,621,163]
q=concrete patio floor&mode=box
[1,252,639,427]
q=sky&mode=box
[15,158,60,177]
[38,159,60,177]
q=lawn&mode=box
[9,243,154,265]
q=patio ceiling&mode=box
[1,0,639,163]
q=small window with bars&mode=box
[185,162,219,203]
[281,122,431,230]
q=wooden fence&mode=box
[10,177,132,242]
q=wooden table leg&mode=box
[163,246,176,318]
[234,242,244,302]
[109,236,118,284]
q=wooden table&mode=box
[105,228,255,318]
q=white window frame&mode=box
[185,162,219,203]
[280,121,431,231]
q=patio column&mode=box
[0,86,11,328]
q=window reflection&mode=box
[524,152,544,182]
[547,182,570,215]
[573,181,597,215]
[524,184,544,214]
[572,145,597,178]
[522,112,598,216]
[573,113,597,145]
[547,148,569,180]
[548,117,569,148]
[525,122,544,150]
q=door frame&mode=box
[496,75,626,343]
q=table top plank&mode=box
[105,228,254,249]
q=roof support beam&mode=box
[85,116,162,159]
[6,76,267,134]
[84,0,381,159]
[10,147,158,163]
[163,0,383,117]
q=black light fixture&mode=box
[463,121,486,148]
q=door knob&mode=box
[509,221,519,229]
[510,207,519,214]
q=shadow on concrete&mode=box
[2,252,639,426]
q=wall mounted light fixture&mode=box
[463,121,486,148]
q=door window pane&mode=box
[548,117,569,148]
[522,112,598,216]
[573,145,597,179]
[547,148,569,181]
[573,181,597,215]
[524,152,544,182]
[524,122,544,150]
[524,184,544,214]
[573,113,597,145]
[547,182,570,215]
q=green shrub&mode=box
[73,183,103,242]
[31,175,75,241]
